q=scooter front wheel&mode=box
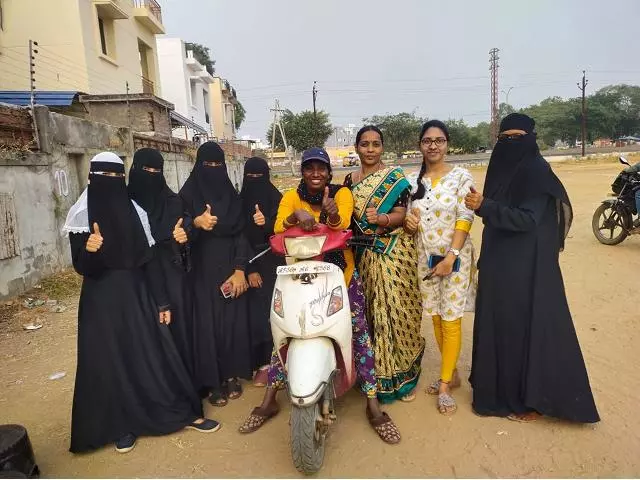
[290,402,325,475]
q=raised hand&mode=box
[173,218,188,245]
[194,203,218,231]
[321,187,338,217]
[464,186,483,211]
[253,204,266,226]
[85,222,103,253]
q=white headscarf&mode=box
[62,152,155,247]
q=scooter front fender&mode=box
[286,337,336,407]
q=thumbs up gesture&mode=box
[464,186,483,211]
[322,187,338,217]
[253,204,266,226]
[86,222,103,252]
[173,218,188,245]
[404,207,421,234]
[194,203,218,231]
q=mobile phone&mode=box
[423,255,461,281]
[220,282,233,299]
[428,255,461,272]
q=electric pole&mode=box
[312,81,318,118]
[578,70,588,157]
[489,48,500,145]
[270,99,294,175]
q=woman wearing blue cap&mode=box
[238,147,401,444]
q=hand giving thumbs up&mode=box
[86,222,103,252]
[253,204,266,226]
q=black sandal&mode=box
[227,378,243,400]
[208,390,228,407]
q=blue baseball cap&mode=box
[301,147,331,167]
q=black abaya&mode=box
[470,113,599,423]
[128,148,195,378]
[69,233,202,453]
[240,157,284,370]
[179,142,252,395]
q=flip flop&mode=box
[238,406,280,434]
[400,391,416,402]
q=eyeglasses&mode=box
[420,137,447,147]
[498,133,527,141]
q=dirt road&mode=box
[1,161,639,478]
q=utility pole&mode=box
[312,81,318,118]
[489,48,500,145]
[578,70,588,157]
[28,39,40,150]
[270,99,294,174]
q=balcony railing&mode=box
[141,76,154,95]
[134,0,162,24]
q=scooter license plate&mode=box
[276,264,337,275]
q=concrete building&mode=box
[0,0,165,96]
[210,77,238,140]
[156,37,213,141]
[0,101,248,299]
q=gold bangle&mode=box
[380,213,391,227]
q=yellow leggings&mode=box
[432,316,462,383]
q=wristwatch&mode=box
[447,247,460,257]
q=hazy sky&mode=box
[161,0,640,140]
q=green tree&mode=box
[234,101,246,130]
[184,42,215,75]
[266,110,333,152]
[362,112,426,155]
[498,102,516,121]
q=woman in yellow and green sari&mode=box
[343,125,425,403]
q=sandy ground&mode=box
[1,161,640,478]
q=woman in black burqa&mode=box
[128,148,195,378]
[465,113,599,423]
[63,152,218,455]
[176,141,252,406]
[240,157,285,385]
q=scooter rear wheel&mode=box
[290,402,325,475]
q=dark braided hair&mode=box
[412,120,450,201]
[355,125,384,146]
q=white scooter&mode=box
[267,224,356,475]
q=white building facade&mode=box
[157,37,213,140]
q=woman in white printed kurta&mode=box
[405,120,477,415]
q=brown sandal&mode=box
[367,410,401,444]
[238,406,280,434]
[507,412,541,423]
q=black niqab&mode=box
[240,157,282,249]
[179,141,244,236]
[128,148,182,242]
[483,114,573,249]
[88,160,150,268]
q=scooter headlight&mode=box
[273,288,284,318]
[326,286,344,316]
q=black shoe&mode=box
[186,418,221,433]
[115,433,137,454]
